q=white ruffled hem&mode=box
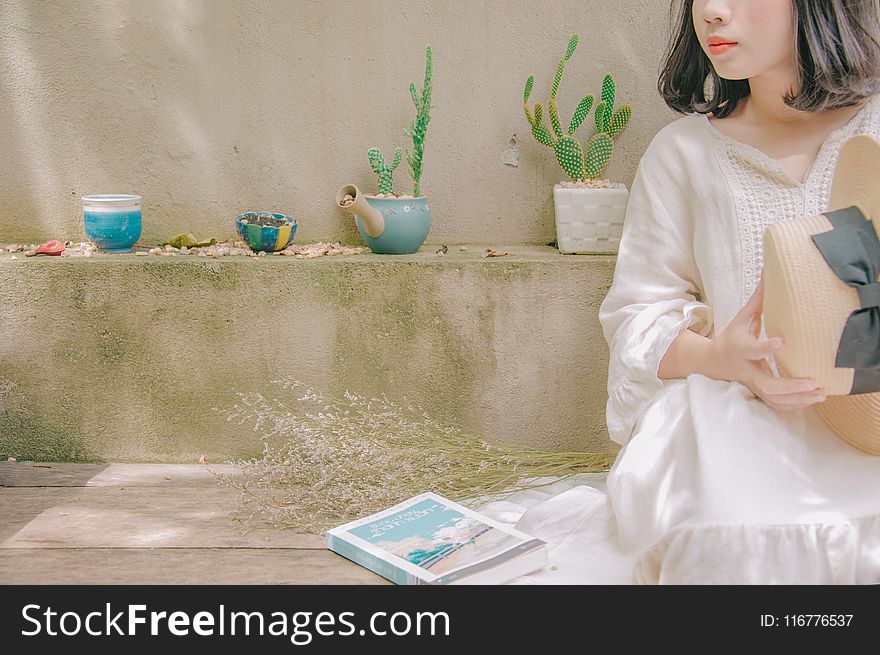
[633,515,880,584]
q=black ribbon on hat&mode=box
[811,205,880,394]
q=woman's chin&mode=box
[713,68,750,81]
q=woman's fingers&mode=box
[750,360,824,401]
[721,268,825,415]
[738,335,784,361]
[766,388,827,405]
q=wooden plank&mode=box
[0,462,241,487]
[0,487,324,549]
[0,463,111,487]
[0,548,388,584]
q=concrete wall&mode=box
[0,0,678,245]
[0,248,617,463]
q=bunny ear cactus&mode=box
[594,73,632,138]
[523,34,633,183]
[403,44,433,197]
[368,147,403,195]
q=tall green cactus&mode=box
[368,147,403,195]
[523,34,633,182]
[403,44,433,197]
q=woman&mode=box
[480,0,880,584]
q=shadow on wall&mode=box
[0,1,226,243]
[0,0,675,245]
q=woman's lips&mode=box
[708,42,737,55]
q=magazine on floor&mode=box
[325,492,548,585]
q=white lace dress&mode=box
[478,93,880,584]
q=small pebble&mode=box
[2,239,366,260]
[556,179,622,190]
[60,242,99,257]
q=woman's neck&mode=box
[737,73,869,133]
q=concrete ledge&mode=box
[0,244,618,462]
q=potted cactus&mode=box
[524,34,632,254]
[337,45,433,254]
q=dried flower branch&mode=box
[214,378,615,534]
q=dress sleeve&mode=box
[598,154,714,447]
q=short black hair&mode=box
[658,0,880,117]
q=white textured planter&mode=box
[552,185,629,254]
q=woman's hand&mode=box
[710,270,826,412]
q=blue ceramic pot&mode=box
[354,196,431,254]
[82,194,143,253]
[337,185,432,254]
[236,212,298,252]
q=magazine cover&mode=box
[326,493,547,585]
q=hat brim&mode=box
[814,393,880,455]
[812,134,880,454]
[829,134,880,222]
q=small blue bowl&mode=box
[236,212,298,252]
[82,194,143,253]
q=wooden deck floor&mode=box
[0,462,387,584]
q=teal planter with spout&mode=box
[336,185,431,254]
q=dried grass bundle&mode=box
[216,378,615,534]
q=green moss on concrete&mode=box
[309,260,493,432]
[475,262,536,284]
[141,258,246,290]
[0,376,98,462]
[0,247,619,461]
[309,263,362,308]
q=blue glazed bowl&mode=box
[236,212,298,252]
[82,194,143,253]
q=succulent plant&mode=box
[523,34,632,182]
[368,147,403,195]
[403,44,433,197]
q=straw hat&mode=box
[762,134,880,455]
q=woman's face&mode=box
[692,0,796,81]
